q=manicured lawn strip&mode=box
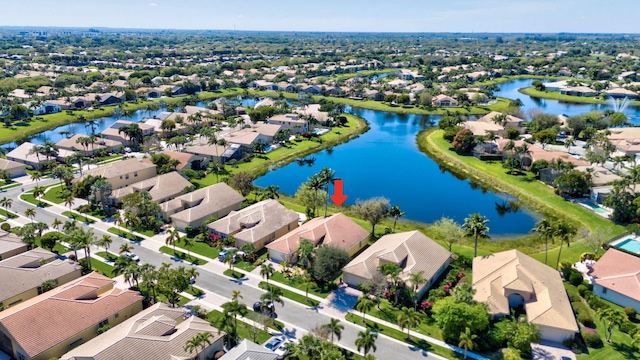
[0,182,21,190]
[270,271,331,298]
[156,294,191,307]
[223,269,245,278]
[91,258,115,278]
[35,237,70,254]
[421,129,626,263]
[518,87,627,105]
[345,313,460,360]
[192,114,369,186]
[62,211,96,223]
[207,310,272,344]
[107,227,144,242]
[185,286,205,298]
[123,226,156,237]
[95,251,118,261]
[20,192,50,207]
[259,281,320,307]
[175,237,220,258]
[42,185,66,204]
[159,246,208,265]
[0,208,18,219]
[354,298,443,339]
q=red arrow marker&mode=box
[330,179,348,207]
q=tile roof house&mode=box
[76,158,157,190]
[608,127,640,156]
[0,272,143,360]
[432,94,459,107]
[267,114,308,134]
[56,134,123,156]
[100,120,155,144]
[60,303,225,360]
[109,171,193,205]
[267,213,369,263]
[590,248,640,312]
[208,199,299,251]
[159,183,245,231]
[0,248,83,309]
[6,142,48,170]
[342,231,451,297]
[0,231,28,260]
[472,250,579,343]
[0,158,27,178]
[219,339,278,360]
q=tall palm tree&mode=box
[232,290,243,301]
[96,234,113,258]
[119,243,133,255]
[24,208,36,223]
[261,285,285,309]
[76,227,96,270]
[388,205,406,232]
[458,327,477,359]
[222,300,248,339]
[554,220,577,270]
[165,227,181,252]
[462,213,490,257]
[183,334,202,359]
[323,318,344,342]
[532,218,555,265]
[355,330,378,356]
[318,167,336,217]
[183,236,195,259]
[407,271,426,310]
[51,217,62,231]
[260,185,280,200]
[307,174,323,217]
[356,297,374,323]
[30,171,41,186]
[260,263,275,285]
[62,190,75,215]
[0,197,12,219]
[397,306,421,340]
[297,239,315,269]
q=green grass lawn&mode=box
[95,251,118,261]
[518,87,626,105]
[0,208,18,219]
[34,237,70,254]
[62,211,96,223]
[174,237,220,258]
[223,269,244,278]
[270,271,333,298]
[421,129,626,264]
[207,309,272,344]
[345,313,460,359]
[259,281,320,307]
[91,259,115,278]
[123,226,156,237]
[353,298,444,339]
[184,286,205,298]
[159,246,208,265]
[20,192,50,207]
[107,227,144,242]
[42,185,66,204]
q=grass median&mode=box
[159,246,207,265]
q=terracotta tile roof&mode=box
[342,231,451,293]
[208,199,299,245]
[591,248,640,302]
[472,250,579,334]
[0,272,143,358]
[61,303,224,360]
[267,213,368,255]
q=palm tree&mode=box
[222,300,248,340]
[388,205,406,232]
[463,213,490,257]
[564,137,576,154]
[261,285,285,309]
[397,306,422,340]
[165,227,181,252]
[297,239,315,269]
[24,208,36,223]
[183,236,195,259]
[76,227,96,270]
[318,167,336,217]
[260,185,280,200]
[597,308,625,343]
[30,171,41,186]
[0,197,12,219]
[356,297,374,323]
[51,217,62,231]
[307,174,323,217]
[532,218,555,265]
[183,334,202,359]
[355,330,378,356]
[407,271,426,310]
[323,318,344,342]
[300,275,314,303]
[96,234,113,258]
[554,220,577,270]
[260,263,275,285]
[458,327,477,359]
[232,290,243,301]
[119,243,133,255]
[39,279,57,293]
[62,191,75,215]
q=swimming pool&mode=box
[579,200,610,216]
[614,238,640,254]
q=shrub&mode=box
[569,272,584,286]
[572,301,595,327]
[625,306,637,320]
[619,320,637,335]
[581,328,603,348]
[0,223,9,232]
[477,326,506,351]
[577,284,589,297]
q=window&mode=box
[119,175,123,179]
[68,338,83,349]
[16,351,26,360]
[271,233,275,240]
[98,319,109,328]
[134,172,138,177]
[114,313,119,319]
[602,287,607,294]
[125,175,129,180]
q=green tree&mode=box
[355,330,378,356]
[452,283,476,304]
[387,205,406,232]
[397,306,422,340]
[356,297,374,323]
[534,129,557,149]
[24,208,36,223]
[463,213,490,257]
[458,327,477,360]
[96,234,113,257]
[0,197,12,219]
[597,308,625,343]
[230,171,254,197]
[532,218,555,265]
[260,263,275,285]
[432,216,465,252]
[432,297,490,343]
[165,227,181,252]
[39,279,57,294]
[323,318,344,342]
[354,197,390,238]
[504,316,541,357]
[312,245,349,284]
[318,167,336,217]
[554,220,577,270]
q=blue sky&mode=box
[1,0,638,33]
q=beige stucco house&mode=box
[61,303,224,360]
[0,272,143,360]
[0,158,27,178]
[108,171,192,205]
[0,231,28,260]
[342,231,451,297]
[207,199,299,251]
[472,250,579,343]
[76,158,157,190]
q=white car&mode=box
[274,339,292,359]
[264,337,282,351]
[123,252,140,262]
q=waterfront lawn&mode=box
[159,246,207,265]
[35,237,70,254]
[107,227,144,242]
[206,310,272,344]
[259,281,320,307]
[518,87,626,105]
[62,211,96,223]
[423,129,626,261]
[345,313,460,360]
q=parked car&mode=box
[122,252,140,262]
[218,249,245,263]
[253,301,275,316]
[274,339,292,359]
[264,336,283,351]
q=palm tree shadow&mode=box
[611,342,638,359]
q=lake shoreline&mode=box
[519,86,640,106]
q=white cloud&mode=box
[238,15,244,18]
[149,2,158,6]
